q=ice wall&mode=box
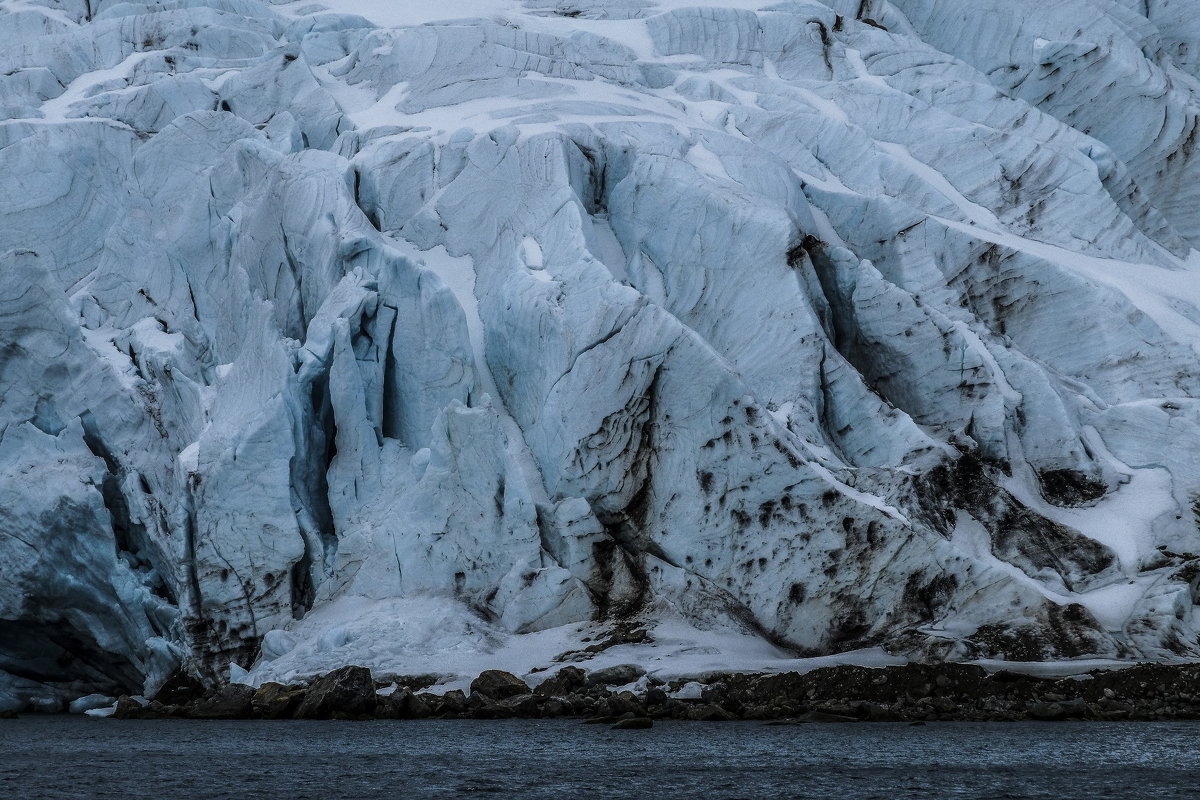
[2,0,1200,709]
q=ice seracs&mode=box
[2,0,1200,711]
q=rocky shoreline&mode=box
[28,662,1200,725]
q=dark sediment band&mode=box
[69,662,1200,723]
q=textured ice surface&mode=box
[3,0,1200,709]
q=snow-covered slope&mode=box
[3,0,1200,708]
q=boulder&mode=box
[611,717,653,730]
[294,666,376,720]
[1029,698,1086,721]
[113,695,147,720]
[469,670,530,700]
[850,701,901,722]
[466,691,507,719]
[376,687,433,720]
[499,693,544,717]
[374,690,404,719]
[155,670,207,706]
[1028,701,1067,721]
[420,689,467,717]
[187,684,254,719]
[405,691,432,719]
[587,664,646,687]
[375,674,440,692]
[796,710,858,723]
[136,701,174,719]
[252,682,306,719]
[607,691,646,717]
[768,710,859,724]
[685,704,737,722]
[565,693,597,716]
[534,666,587,697]
[644,687,669,707]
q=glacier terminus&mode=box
[3,0,1200,711]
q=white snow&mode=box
[38,50,153,122]
[245,594,906,690]
[670,681,705,700]
[875,141,1002,230]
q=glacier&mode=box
[3,0,1200,710]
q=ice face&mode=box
[2,0,1200,708]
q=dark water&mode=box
[3,717,1199,799]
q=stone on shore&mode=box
[534,666,587,697]
[252,683,306,720]
[587,665,646,687]
[94,661,1200,723]
[294,666,376,720]
[469,670,530,700]
[418,690,467,718]
[611,717,653,730]
[113,696,148,720]
[155,671,207,706]
[375,687,433,720]
[186,685,254,719]
[795,711,858,724]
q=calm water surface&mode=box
[3,716,1198,799]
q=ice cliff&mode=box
[4,0,1200,709]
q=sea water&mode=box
[3,717,1198,799]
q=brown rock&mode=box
[466,691,506,719]
[374,674,439,692]
[470,670,530,700]
[500,693,544,717]
[113,696,145,720]
[686,704,737,722]
[136,701,173,719]
[376,687,434,720]
[294,666,376,720]
[404,690,432,719]
[611,717,653,730]
[187,684,254,719]
[422,689,467,717]
[607,691,646,717]
[795,710,857,723]
[154,670,206,706]
[253,683,305,719]
[534,666,587,697]
[1028,701,1067,721]
[586,664,646,687]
